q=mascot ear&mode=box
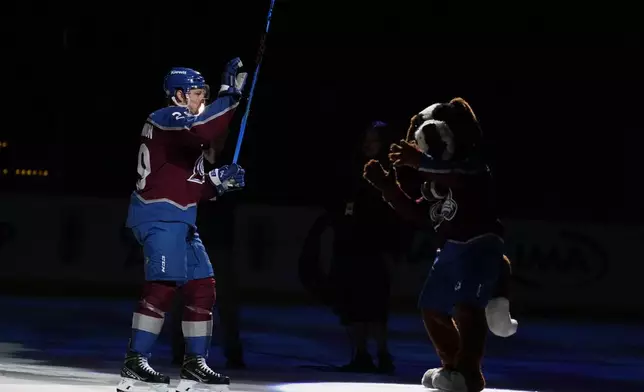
[449,97,478,122]
[446,98,484,157]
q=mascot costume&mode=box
[363,98,516,392]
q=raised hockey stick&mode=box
[232,0,276,164]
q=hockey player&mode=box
[117,59,247,392]
[364,98,509,392]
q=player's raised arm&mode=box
[147,59,248,149]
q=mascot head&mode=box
[412,98,482,161]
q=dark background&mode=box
[3,1,643,223]
[0,3,643,392]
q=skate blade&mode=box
[176,379,229,392]
[117,377,170,392]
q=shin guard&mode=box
[130,281,177,356]
[182,277,216,357]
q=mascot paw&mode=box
[363,159,395,191]
[389,140,422,168]
[421,367,443,388]
[425,368,467,392]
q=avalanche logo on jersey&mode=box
[187,154,206,184]
[427,181,458,229]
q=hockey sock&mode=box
[130,281,177,356]
[182,277,216,357]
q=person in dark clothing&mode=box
[329,121,402,374]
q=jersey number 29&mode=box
[136,144,151,190]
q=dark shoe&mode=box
[377,351,395,374]
[339,351,376,373]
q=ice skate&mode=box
[117,352,170,392]
[176,355,230,392]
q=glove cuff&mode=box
[208,169,228,196]
[218,85,243,99]
[208,169,222,186]
[219,72,247,97]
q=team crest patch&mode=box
[429,189,458,227]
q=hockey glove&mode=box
[208,163,246,196]
[219,57,248,98]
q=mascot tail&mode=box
[486,255,518,337]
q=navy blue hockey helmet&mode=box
[163,67,210,101]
